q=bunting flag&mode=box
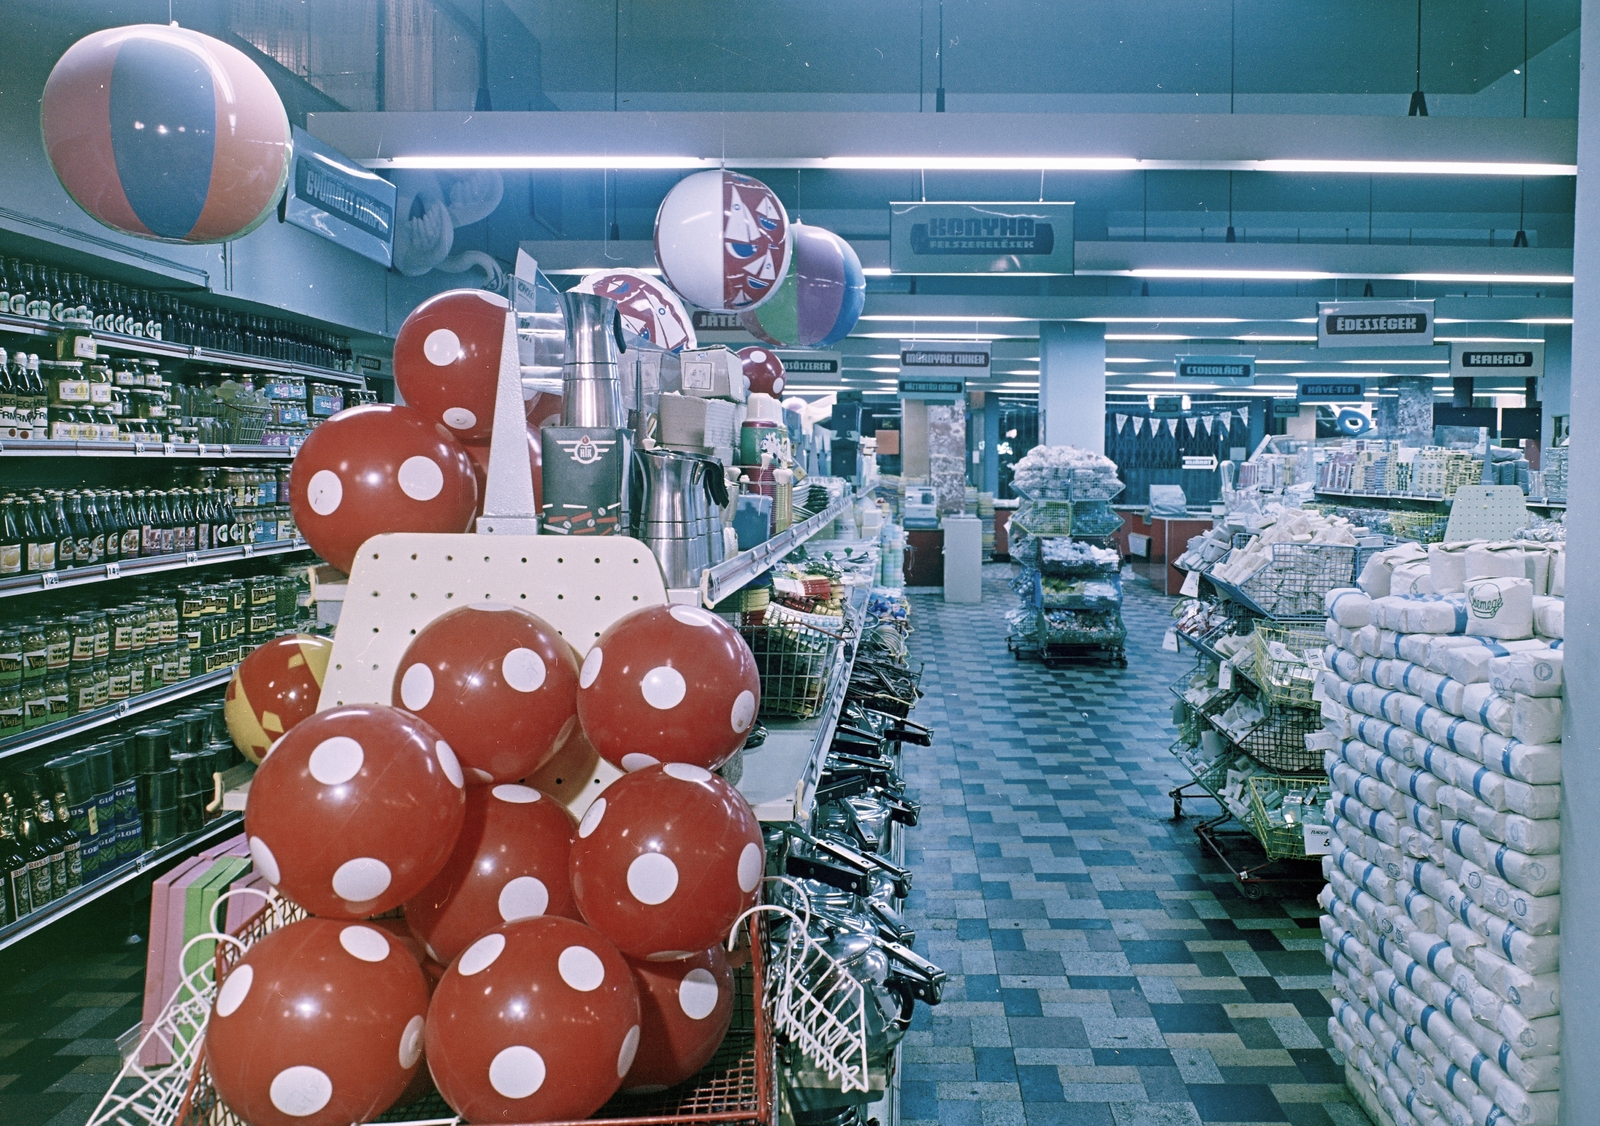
[1133,416,1145,435]
[1165,417,1178,436]
[1184,417,1196,437]
[1240,407,1251,427]
[1200,415,1214,434]
[1114,414,1128,433]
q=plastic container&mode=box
[140,768,178,811]
[133,727,171,773]
[143,806,178,848]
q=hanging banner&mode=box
[1174,355,1254,385]
[1114,413,1128,432]
[280,126,397,267]
[889,202,1075,274]
[1165,418,1177,436]
[1317,300,1434,348]
[1298,379,1367,402]
[898,339,986,399]
[1133,416,1145,435]
[1201,415,1213,433]
[1451,340,1544,379]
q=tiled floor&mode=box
[897,566,1367,1126]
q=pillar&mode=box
[1452,377,1475,408]
[1541,324,1571,450]
[983,395,1001,494]
[1395,376,1434,447]
[1559,3,1600,1119]
[1040,322,1106,453]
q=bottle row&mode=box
[0,478,298,576]
[0,258,355,371]
[0,568,317,732]
[1,698,240,928]
[0,349,375,446]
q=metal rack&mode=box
[0,668,232,764]
[699,492,855,608]
[0,439,298,459]
[0,539,308,599]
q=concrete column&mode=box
[1541,324,1571,449]
[1452,377,1475,408]
[1040,321,1106,452]
[983,396,1001,494]
[1559,4,1600,1121]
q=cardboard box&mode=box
[875,429,901,456]
[677,347,747,402]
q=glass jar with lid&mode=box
[44,620,70,671]
[67,614,96,667]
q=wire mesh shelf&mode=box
[739,606,849,721]
[1247,774,1332,861]
[1250,622,1328,708]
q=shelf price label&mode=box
[40,572,59,588]
[104,562,120,579]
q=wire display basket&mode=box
[1230,703,1325,773]
[1247,774,1331,860]
[1250,622,1328,707]
[1010,499,1073,538]
[1037,609,1126,647]
[739,606,848,721]
[1214,541,1360,620]
[219,401,271,444]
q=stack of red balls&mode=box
[214,601,764,1126]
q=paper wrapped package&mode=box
[1467,542,1547,593]
[1357,542,1427,598]
[1489,649,1563,698]
[1548,549,1564,598]
[1389,561,1435,597]
[1429,541,1482,594]
[1445,638,1549,684]
[1325,587,1374,628]
[1465,576,1535,641]
[1534,597,1564,640]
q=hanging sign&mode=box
[1183,455,1219,471]
[691,311,745,331]
[1451,341,1544,379]
[280,126,396,267]
[1174,355,1254,385]
[1317,300,1434,348]
[773,350,842,378]
[898,339,985,397]
[889,202,1074,274]
[1298,379,1366,402]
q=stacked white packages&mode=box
[1316,576,1564,1126]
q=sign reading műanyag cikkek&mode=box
[1317,300,1434,348]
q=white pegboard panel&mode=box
[316,532,669,818]
[1444,485,1531,543]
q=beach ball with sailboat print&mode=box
[574,269,697,353]
[654,170,791,312]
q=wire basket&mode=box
[1250,622,1328,707]
[1230,703,1325,773]
[1037,609,1125,648]
[220,401,271,444]
[1221,542,1360,619]
[1247,774,1331,860]
[740,607,848,720]
[1010,500,1073,538]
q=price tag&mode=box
[1302,823,1333,855]
[104,561,120,579]
[222,444,232,457]
[242,543,255,557]
[186,552,198,565]
[40,571,59,588]
[196,443,206,456]
[1218,663,1234,690]
[1162,628,1179,653]
[162,442,174,456]
[1179,569,1201,599]
[134,442,146,455]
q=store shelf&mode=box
[735,586,867,824]
[701,492,855,608]
[0,438,298,459]
[0,312,367,386]
[0,669,232,764]
[1526,499,1567,511]
[0,813,242,952]
[1314,489,1451,506]
[0,540,310,600]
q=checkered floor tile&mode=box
[896,566,1366,1126]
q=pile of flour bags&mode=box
[1316,539,1564,1126]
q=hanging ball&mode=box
[393,289,510,443]
[736,348,786,397]
[393,605,580,784]
[622,945,735,1092]
[244,705,465,918]
[426,916,641,1123]
[206,918,429,1126]
[288,404,479,574]
[738,222,864,348]
[406,783,581,966]
[576,605,760,773]
[568,763,763,961]
[224,633,334,766]
[575,269,697,353]
[41,24,290,243]
[654,170,791,312]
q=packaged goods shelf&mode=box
[1526,499,1567,511]
[0,311,367,386]
[0,540,309,600]
[0,813,242,953]
[0,668,231,764]
[735,586,866,824]
[701,492,855,608]
[1313,489,1450,506]
[0,439,298,459]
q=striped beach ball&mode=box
[41,24,291,243]
[739,222,864,348]
[654,170,790,313]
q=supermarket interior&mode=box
[0,3,1596,1126]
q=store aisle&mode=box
[898,567,1364,1126]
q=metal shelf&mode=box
[1526,499,1567,511]
[0,540,310,600]
[0,813,242,952]
[0,438,298,459]
[700,494,855,608]
[734,586,867,825]
[0,669,232,764]
[1313,489,1452,506]
[0,312,366,385]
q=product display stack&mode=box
[1003,444,1128,665]
[1314,538,1565,1126]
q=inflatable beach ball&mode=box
[654,170,790,312]
[739,223,865,348]
[575,270,697,353]
[41,24,290,243]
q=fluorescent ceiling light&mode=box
[1338,359,1449,364]
[545,266,663,275]
[370,155,710,170]
[861,268,893,277]
[857,315,1032,323]
[1094,268,1573,284]
[1436,336,1546,343]
[1078,317,1253,324]
[1401,273,1572,284]
[1127,381,1207,389]
[822,156,1140,171]
[863,366,900,373]
[854,332,1017,340]
[1249,159,1574,176]
[1104,334,1190,341]
[1125,268,1336,280]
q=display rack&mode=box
[700,492,855,608]
[0,669,231,764]
[0,440,299,459]
[0,539,308,599]
[0,813,242,953]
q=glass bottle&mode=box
[157,491,176,554]
[33,792,67,896]
[23,355,44,431]
[0,499,21,575]
[50,793,81,891]
[19,494,39,573]
[0,346,14,429]
[116,492,140,559]
[12,264,31,318]
[31,496,56,573]
[82,490,105,563]
[49,492,71,570]
[0,260,11,314]
[15,797,53,906]
[138,490,158,557]
[65,491,91,565]
[99,491,121,564]
[1,811,30,922]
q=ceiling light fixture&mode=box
[367,155,711,170]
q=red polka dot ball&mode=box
[206,918,429,1126]
[405,783,580,966]
[288,403,478,574]
[393,604,579,784]
[426,916,641,1123]
[244,705,465,918]
[623,945,735,1092]
[393,289,509,443]
[576,605,760,773]
[737,347,785,397]
[569,763,763,960]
